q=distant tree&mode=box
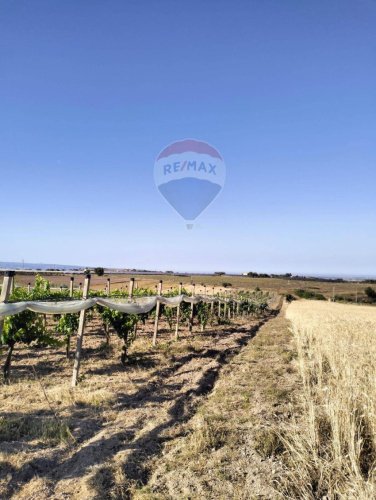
[285,294,296,303]
[365,287,376,301]
[247,272,271,278]
[214,272,225,276]
[222,282,232,288]
[295,289,326,301]
[94,267,105,277]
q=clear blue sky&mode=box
[1,0,375,275]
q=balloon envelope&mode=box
[154,139,225,222]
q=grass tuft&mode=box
[254,427,284,458]
[0,415,72,444]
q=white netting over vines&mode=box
[0,295,238,318]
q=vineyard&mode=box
[0,271,277,498]
[0,272,270,385]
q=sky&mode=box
[0,0,375,276]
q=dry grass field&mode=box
[283,300,376,499]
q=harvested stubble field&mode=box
[1,307,290,499]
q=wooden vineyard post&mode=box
[71,274,91,387]
[223,291,228,319]
[236,300,240,316]
[1,271,14,301]
[1,271,15,383]
[69,277,74,297]
[210,286,215,315]
[0,271,15,336]
[129,278,135,298]
[130,278,138,337]
[189,283,195,333]
[152,280,163,346]
[174,282,183,341]
[107,278,111,297]
[27,282,31,294]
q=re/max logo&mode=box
[163,161,217,175]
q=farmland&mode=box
[1,273,376,498]
[9,271,369,301]
[2,1,373,498]
[0,275,276,498]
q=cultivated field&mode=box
[283,300,376,498]
[10,271,368,300]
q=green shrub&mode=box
[365,287,376,302]
[96,308,138,365]
[222,282,232,288]
[1,276,63,383]
[295,289,326,301]
[55,313,79,358]
[285,294,296,303]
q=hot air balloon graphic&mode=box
[154,139,226,228]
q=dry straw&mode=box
[283,301,376,499]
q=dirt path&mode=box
[1,312,279,499]
[136,307,298,499]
